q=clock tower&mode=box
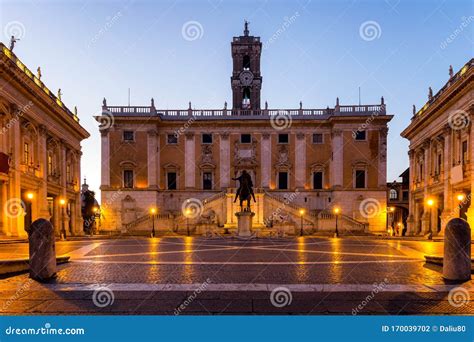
[231,21,262,110]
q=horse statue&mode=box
[232,170,256,211]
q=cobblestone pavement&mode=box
[0,237,472,315]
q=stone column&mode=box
[219,132,230,189]
[331,129,343,189]
[100,129,110,187]
[406,149,415,235]
[185,133,195,189]
[378,128,388,188]
[467,116,474,237]
[60,140,69,234]
[38,125,50,219]
[74,150,83,235]
[147,130,158,189]
[261,133,271,188]
[156,134,161,189]
[10,115,22,236]
[440,129,452,235]
[421,141,430,235]
[295,133,306,189]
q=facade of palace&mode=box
[0,43,90,237]
[97,26,392,235]
[401,59,474,237]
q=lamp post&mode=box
[426,198,435,240]
[299,209,305,236]
[185,208,191,236]
[92,206,99,235]
[456,193,465,218]
[387,206,395,236]
[59,198,66,240]
[149,207,157,238]
[333,207,340,238]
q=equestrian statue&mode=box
[232,170,256,211]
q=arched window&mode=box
[389,189,398,200]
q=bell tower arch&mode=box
[231,21,262,110]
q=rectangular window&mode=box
[167,172,177,190]
[23,143,29,164]
[203,172,212,190]
[278,172,288,190]
[47,155,53,175]
[462,140,468,164]
[278,134,289,144]
[123,131,134,141]
[354,131,366,141]
[123,170,134,188]
[312,133,323,144]
[313,171,323,190]
[167,134,178,144]
[402,191,409,201]
[355,170,366,188]
[241,134,251,144]
[202,133,213,144]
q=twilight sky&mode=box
[1,0,472,196]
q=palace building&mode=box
[96,25,393,235]
[0,43,90,237]
[401,59,474,237]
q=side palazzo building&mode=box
[97,25,393,235]
[401,59,474,237]
[0,43,90,237]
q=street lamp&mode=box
[25,192,34,231]
[456,193,465,218]
[299,209,305,236]
[185,208,191,236]
[426,197,435,240]
[92,206,99,235]
[59,198,66,240]
[333,206,341,238]
[387,206,395,236]
[149,207,157,238]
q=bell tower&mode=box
[231,21,262,110]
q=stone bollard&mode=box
[25,219,57,282]
[443,218,471,282]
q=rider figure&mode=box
[232,170,256,203]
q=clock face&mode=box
[239,70,254,86]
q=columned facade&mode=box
[402,59,474,237]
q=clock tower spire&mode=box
[231,21,262,110]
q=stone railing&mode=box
[103,104,386,119]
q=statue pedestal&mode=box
[235,211,255,238]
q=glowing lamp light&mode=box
[426,198,435,207]
[26,192,34,200]
[456,193,465,202]
[59,198,66,206]
[333,207,340,215]
[389,206,395,212]
[299,209,305,216]
[149,207,157,215]
[92,206,98,213]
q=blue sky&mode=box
[1,0,472,194]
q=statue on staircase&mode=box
[232,170,256,211]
